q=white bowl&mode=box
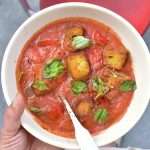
[1,2,150,149]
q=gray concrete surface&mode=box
[0,0,150,149]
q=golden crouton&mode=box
[76,101,92,116]
[66,27,84,38]
[67,52,90,80]
[64,27,84,51]
[103,49,128,70]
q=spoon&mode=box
[59,95,99,150]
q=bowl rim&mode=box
[1,2,150,149]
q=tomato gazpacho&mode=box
[16,17,136,138]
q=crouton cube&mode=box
[67,52,90,80]
[103,49,128,70]
[76,101,92,116]
[66,27,84,38]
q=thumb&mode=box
[2,94,25,136]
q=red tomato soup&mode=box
[16,17,136,138]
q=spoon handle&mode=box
[59,96,99,150]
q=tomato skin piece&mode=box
[59,117,74,132]
[46,102,64,121]
[24,45,46,64]
[87,46,103,72]
[105,89,120,100]
[94,32,108,46]
[37,39,59,47]
[98,98,110,108]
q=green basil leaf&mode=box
[32,80,48,91]
[43,59,64,79]
[29,106,42,113]
[71,80,87,95]
[92,77,109,98]
[119,80,136,92]
[94,108,108,123]
[72,36,91,50]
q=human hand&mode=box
[0,94,63,150]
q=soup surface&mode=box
[16,17,136,138]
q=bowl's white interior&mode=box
[1,2,150,149]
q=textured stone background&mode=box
[0,0,150,148]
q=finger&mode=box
[31,139,63,150]
[2,94,25,136]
